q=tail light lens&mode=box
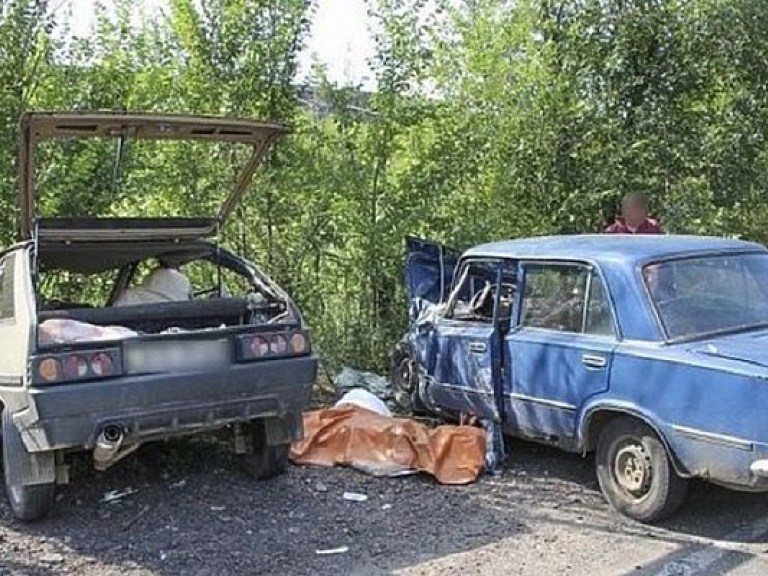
[34,349,120,385]
[269,334,288,355]
[90,352,114,376]
[290,333,308,354]
[63,355,89,379]
[239,331,310,361]
[249,336,270,357]
[38,357,61,382]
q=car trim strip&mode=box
[509,393,577,411]
[672,424,753,451]
[0,373,22,386]
[435,385,578,411]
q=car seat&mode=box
[114,267,192,307]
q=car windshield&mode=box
[645,252,768,340]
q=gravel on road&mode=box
[2,435,768,576]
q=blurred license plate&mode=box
[124,339,230,374]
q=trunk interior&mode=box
[37,298,283,335]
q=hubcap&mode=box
[614,441,652,496]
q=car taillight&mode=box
[269,334,288,355]
[38,357,61,382]
[90,352,114,376]
[240,331,310,361]
[63,355,89,379]
[34,349,120,385]
[249,336,270,357]
[289,333,308,354]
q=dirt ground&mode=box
[2,434,768,576]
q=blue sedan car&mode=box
[392,234,768,522]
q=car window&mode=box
[645,253,768,340]
[522,264,588,332]
[125,259,250,299]
[0,254,15,319]
[38,268,116,309]
[183,260,251,298]
[522,265,615,336]
[446,260,517,323]
[584,271,616,337]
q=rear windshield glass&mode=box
[644,252,768,340]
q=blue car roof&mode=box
[463,234,765,265]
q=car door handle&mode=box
[582,354,607,369]
[469,342,487,354]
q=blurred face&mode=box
[622,196,647,226]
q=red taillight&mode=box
[241,331,309,361]
[63,355,89,379]
[90,352,114,376]
[35,350,119,385]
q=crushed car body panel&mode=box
[404,237,461,306]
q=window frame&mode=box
[443,257,515,325]
[517,260,620,340]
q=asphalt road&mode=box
[1,438,767,576]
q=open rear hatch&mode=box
[18,112,289,241]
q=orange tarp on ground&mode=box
[290,404,486,485]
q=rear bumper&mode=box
[16,356,317,452]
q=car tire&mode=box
[239,420,290,480]
[2,410,56,522]
[390,342,427,414]
[596,416,687,523]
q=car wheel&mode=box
[390,342,427,414]
[596,417,687,523]
[2,410,56,522]
[239,420,289,480]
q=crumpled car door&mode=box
[404,237,461,307]
[426,262,509,422]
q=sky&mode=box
[60,0,376,88]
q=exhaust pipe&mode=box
[93,425,124,470]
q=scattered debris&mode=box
[315,546,349,555]
[334,368,393,403]
[381,503,392,511]
[335,388,391,417]
[121,505,151,531]
[170,479,187,489]
[314,481,328,493]
[40,552,64,565]
[210,506,226,512]
[342,491,368,503]
[101,488,137,504]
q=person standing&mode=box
[605,192,663,234]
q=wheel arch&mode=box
[579,405,690,478]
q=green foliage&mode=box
[2,0,768,371]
